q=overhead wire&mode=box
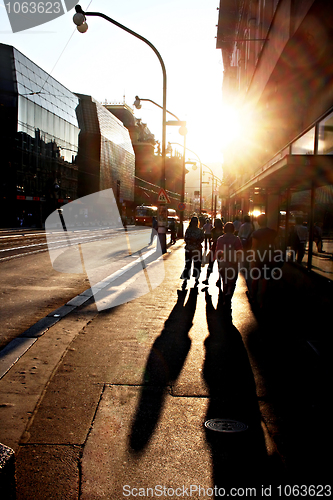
[38,1,94,94]
[12,1,182,204]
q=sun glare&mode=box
[220,105,242,149]
[151,101,249,166]
[172,110,225,164]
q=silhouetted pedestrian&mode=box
[215,222,242,303]
[238,215,254,250]
[289,217,308,263]
[169,218,177,244]
[313,222,323,253]
[203,218,213,251]
[150,216,158,244]
[202,219,224,286]
[238,215,254,286]
[250,214,277,307]
[233,216,241,235]
[180,216,204,286]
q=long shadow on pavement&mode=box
[129,287,198,452]
[244,265,333,485]
[203,289,272,491]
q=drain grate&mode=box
[204,419,248,433]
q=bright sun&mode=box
[219,105,243,149]
[164,100,252,168]
[180,104,244,164]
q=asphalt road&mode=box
[0,229,89,350]
[0,226,157,350]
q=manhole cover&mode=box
[204,419,248,433]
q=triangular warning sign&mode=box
[157,188,170,204]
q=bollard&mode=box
[0,443,15,499]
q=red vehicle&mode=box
[135,205,158,226]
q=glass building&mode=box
[75,94,135,214]
[0,43,135,227]
[0,43,80,227]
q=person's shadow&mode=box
[129,287,198,452]
[203,289,278,490]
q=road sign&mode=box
[178,202,186,211]
[157,188,170,204]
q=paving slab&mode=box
[16,445,80,500]
[25,372,103,445]
[4,240,332,497]
[80,385,212,500]
[0,309,98,451]
[0,337,37,379]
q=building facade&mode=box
[106,103,182,213]
[75,95,135,219]
[0,43,79,227]
[217,0,333,277]
[0,44,136,227]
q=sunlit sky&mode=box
[0,0,226,181]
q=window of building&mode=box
[291,127,315,154]
[318,111,333,155]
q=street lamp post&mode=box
[202,171,215,215]
[166,124,186,238]
[171,144,203,215]
[185,150,203,214]
[134,97,187,238]
[202,163,222,219]
[73,5,168,251]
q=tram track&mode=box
[0,226,144,262]
[0,225,152,349]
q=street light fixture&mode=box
[133,96,188,136]
[73,10,88,32]
[172,146,222,218]
[202,164,222,218]
[171,144,204,214]
[73,5,168,252]
[133,96,142,109]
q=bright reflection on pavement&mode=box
[45,189,164,310]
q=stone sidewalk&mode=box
[0,240,332,498]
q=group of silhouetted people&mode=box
[181,214,281,307]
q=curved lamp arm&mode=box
[134,96,180,121]
[74,5,167,189]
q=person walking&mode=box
[289,217,308,264]
[233,216,242,235]
[180,216,204,286]
[215,222,243,304]
[169,218,177,244]
[238,215,254,287]
[203,218,213,251]
[250,213,277,307]
[149,216,158,245]
[202,218,224,286]
[313,222,323,253]
[238,215,254,250]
